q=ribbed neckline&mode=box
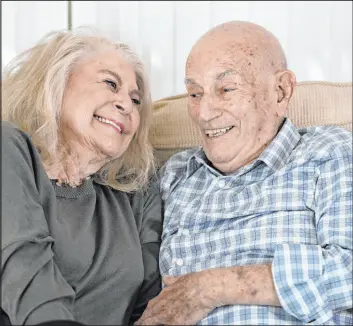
[51,178,95,198]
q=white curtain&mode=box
[2,1,352,100]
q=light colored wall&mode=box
[2,1,352,100]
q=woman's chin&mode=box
[98,144,124,161]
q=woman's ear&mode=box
[275,70,296,116]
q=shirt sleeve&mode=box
[130,179,163,323]
[272,152,353,324]
[1,123,76,325]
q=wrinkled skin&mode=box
[136,265,280,325]
[135,271,218,325]
[46,47,142,186]
[185,21,296,174]
[136,21,295,325]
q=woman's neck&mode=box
[44,143,110,187]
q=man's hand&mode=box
[135,264,280,325]
[135,270,219,325]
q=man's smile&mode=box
[204,126,234,138]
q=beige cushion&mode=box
[150,81,352,165]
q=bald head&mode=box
[184,21,296,174]
[186,21,287,83]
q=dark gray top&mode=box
[1,121,163,325]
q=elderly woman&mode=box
[1,29,162,326]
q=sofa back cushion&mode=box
[150,81,352,165]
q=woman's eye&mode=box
[104,80,117,90]
[132,98,141,105]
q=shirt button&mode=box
[218,179,226,188]
[175,258,184,266]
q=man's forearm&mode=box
[209,264,281,308]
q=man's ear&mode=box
[275,70,296,116]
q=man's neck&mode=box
[213,122,284,175]
[212,142,268,175]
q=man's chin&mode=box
[204,149,231,165]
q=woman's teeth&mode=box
[94,115,122,133]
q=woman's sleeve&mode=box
[129,179,163,324]
[1,122,76,325]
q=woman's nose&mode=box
[114,94,133,114]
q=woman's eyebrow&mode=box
[130,89,142,99]
[98,69,123,87]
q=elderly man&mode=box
[136,21,352,325]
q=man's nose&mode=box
[198,95,222,121]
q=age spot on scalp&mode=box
[250,289,258,297]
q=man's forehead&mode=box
[186,50,252,76]
[184,68,244,85]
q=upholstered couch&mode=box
[150,81,352,166]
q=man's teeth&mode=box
[94,115,122,133]
[205,126,233,138]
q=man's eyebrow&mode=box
[216,69,235,80]
[98,69,123,87]
[185,70,235,85]
[184,78,199,86]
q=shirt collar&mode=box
[257,118,301,172]
[186,118,301,177]
[186,147,211,178]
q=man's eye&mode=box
[189,93,201,98]
[223,88,235,92]
[132,98,141,105]
[104,80,117,90]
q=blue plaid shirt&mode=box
[159,119,352,325]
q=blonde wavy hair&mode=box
[2,28,155,192]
